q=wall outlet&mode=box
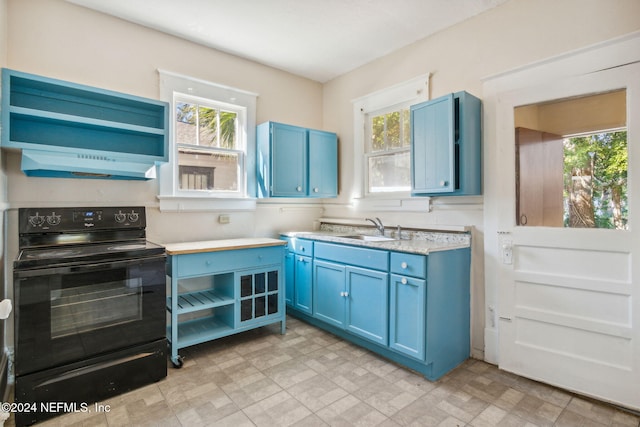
[218,214,231,224]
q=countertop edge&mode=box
[280,232,470,255]
[164,238,286,255]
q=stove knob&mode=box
[127,212,139,223]
[47,213,61,226]
[114,213,127,223]
[29,215,45,227]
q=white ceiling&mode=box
[65,0,508,83]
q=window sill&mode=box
[157,195,257,212]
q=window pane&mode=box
[178,148,240,192]
[198,105,218,147]
[175,102,196,145]
[370,114,385,152]
[368,108,410,153]
[564,131,627,229]
[220,111,238,149]
[368,151,411,193]
[401,109,410,147]
[514,90,627,229]
[386,111,400,148]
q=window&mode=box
[365,105,411,193]
[158,70,258,211]
[515,89,627,229]
[352,74,429,198]
[175,96,243,193]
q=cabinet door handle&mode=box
[439,180,448,187]
[401,277,408,285]
[296,186,302,192]
[401,262,408,269]
[313,187,319,193]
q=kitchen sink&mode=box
[340,234,396,242]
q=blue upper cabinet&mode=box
[1,68,169,180]
[411,91,481,196]
[257,121,338,198]
[308,129,338,197]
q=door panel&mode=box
[486,51,640,410]
[516,127,564,227]
[313,260,345,327]
[271,123,307,196]
[345,266,388,345]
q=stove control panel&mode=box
[19,207,146,233]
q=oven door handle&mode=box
[14,254,166,278]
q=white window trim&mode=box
[351,74,430,201]
[157,69,258,212]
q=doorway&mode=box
[483,35,640,411]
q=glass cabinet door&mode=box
[238,268,280,324]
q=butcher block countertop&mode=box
[163,237,286,255]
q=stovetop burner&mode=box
[16,240,165,270]
[15,207,165,270]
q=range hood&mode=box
[20,150,157,180]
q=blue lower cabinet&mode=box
[283,237,314,315]
[286,237,471,381]
[313,261,389,346]
[294,255,313,314]
[345,266,389,346]
[284,251,295,306]
[166,244,285,367]
[389,274,426,360]
[313,260,346,328]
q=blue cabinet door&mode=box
[313,259,345,328]
[308,130,338,197]
[271,123,307,196]
[411,94,455,194]
[294,255,313,314]
[284,250,294,306]
[411,91,482,196]
[389,274,426,360]
[345,266,389,346]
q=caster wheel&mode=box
[172,356,184,368]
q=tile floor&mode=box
[7,316,640,427]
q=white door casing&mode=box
[483,32,640,410]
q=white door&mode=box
[484,35,640,411]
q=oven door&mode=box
[14,254,166,376]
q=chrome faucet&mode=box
[365,217,385,236]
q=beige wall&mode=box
[4,0,326,245]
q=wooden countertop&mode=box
[164,237,286,255]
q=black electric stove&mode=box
[13,206,167,427]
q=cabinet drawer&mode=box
[173,247,283,278]
[315,242,388,271]
[289,238,313,256]
[390,252,427,278]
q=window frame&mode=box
[364,103,412,194]
[352,74,430,199]
[173,92,246,195]
[157,69,258,212]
